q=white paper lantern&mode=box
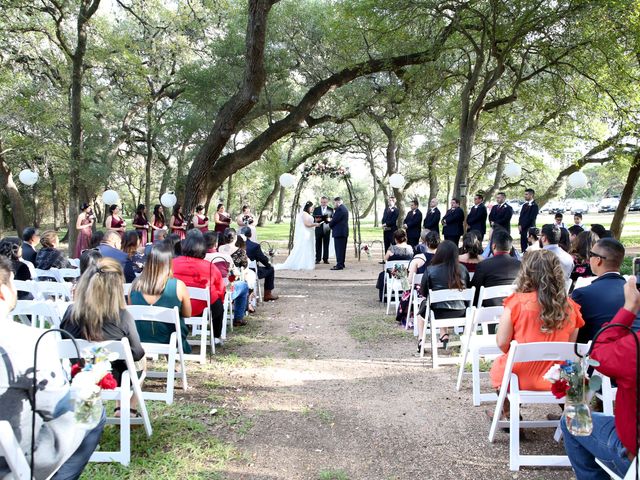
[504,162,522,179]
[279,173,296,188]
[568,171,588,189]
[102,189,119,205]
[18,169,38,186]
[160,191,178,208]
[389,173,406,189]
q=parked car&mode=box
[546,201,565,215]
[507,200,523,214]
[630,199,640,212]
[571,200,589,215]
[598,198,620,213]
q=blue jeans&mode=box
[52,408,106,480]
[232,281,249,321]
[562,412,631,479]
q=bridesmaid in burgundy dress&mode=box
[194,205,209,233]
[106,204,126,241]
[150,204,167,242]
[170,204,187,240]
[133,204,150,245]
[74,202,95,258]
[214,203,231,235]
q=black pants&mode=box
[334,236,347,268]
[520,233,528,253]
[408,237,419,250]
[210,298,224,338]
[383,229,395,253]
[257,265,275,291]
[315,227,331,262]
[444,235,461,246]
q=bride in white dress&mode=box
[275,201,320,271]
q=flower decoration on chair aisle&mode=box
[360,244,372,259]
[390,263,409,290]
[70,346,117,429]
[301,161,349,179]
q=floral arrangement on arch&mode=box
[302,161,349,179]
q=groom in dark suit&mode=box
[329,197,349,270]
[313,196,333,264]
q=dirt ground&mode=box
[186,257,576,480]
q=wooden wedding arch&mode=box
[287,161,363,260]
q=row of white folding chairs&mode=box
[8,299,70,328]
[383,260,411,315]
[34,267,80,283]
[14,279,73,301]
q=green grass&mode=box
[347,314,406,343]
[318,469,350,480]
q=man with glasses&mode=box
[571,238,640,342]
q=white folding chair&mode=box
[184,286,212,362]
[475,284,515,308]
[127,305,187,404]
[35,268,62,282]
[596,452,639,480]
[456,306,504,405]
[384,260,411,315]
[0,421,30,479]
[221,290,234,339]
[488,341,592,471]
[123,283,132,297]
[36,282,73,302]
[405,273,423,331]
[248,260,262,304]
[57,268,80,281]
[68,258,81,268]
[13,280,40,300]
[419,287,476,368]
[573,276,596,290]
[592,371,617,416]
[58,338,152,466]
[20,259,36,279]
[8,300,63,328]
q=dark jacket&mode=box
[35,247,71,270]
[466,203,487,235]
[488,203,513,232]
[312,205,334,233]
[381,207,399,231]
[420,263,470,311]
[404,209,423,241]
[22,243,37,264]
[442,207,465,237]
[571,273,640,343]
[471,253,521,305]
[423,208,441,233]
[518,201,539,231]
[246,238,271,267]
[98,244,136,283]
[329,204,349,238]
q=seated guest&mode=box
[98,230,136,283]
[129,244,192,353]
[79,248,102,274]
[122,230,145,273]
[590,223,607,239]
[568,224,584,244]
[204,232,231,270]
[163,233,182,257]
[61,257,146,417]
[569,230,596,285]
[540,224,573,282]
[145,228,167,256]
[21,226,39,264]
[458,231,484,273]
[35,230,72,270]
[526,227,542,251]
[572,237,640,343]
[244,227,279,301]
[0,257,104,480]
[0,237,32,299]
[482,225,521,259]
[416,240,471,350]
[489,250,584,419]
[384,229,414,261]
[415,229,429,255]
[89,230,104,249]
[222,230,252,324]
[219,229,257,290]
[408,231,439,284]
[559,226,571,251]
[471,230,521,306]
[172,233,227,341]
[562,276,638,479]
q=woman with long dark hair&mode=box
[458,231,484,273]
[416,240,470,350]
[569,230,597,284]
[214,203,231,234]
[0,237,32,299]
[150,204,166,242]
[170,204,187,240]
[74,202,95,258]
[133,204,150,246]
[122,230,145,273]
[193,205,209,233]
[106,204,126,241]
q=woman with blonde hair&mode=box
[35,230,71,270]
[60,257,146,417]
[489,249,584,417]
[129,243,192,354]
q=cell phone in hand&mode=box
[633,257,640,288]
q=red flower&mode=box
[550,378,570,399]
[228,274,236,283]
[97,373,118,390]
[71,363,82,378]
[575,267,586,274]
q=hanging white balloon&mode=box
[18,169,38,186]
[389,173,406,189]
[279,173,296,188]
[503,162,522,179]
[160,191,178,208]
[568,171,588,189]
[101,189,120,205]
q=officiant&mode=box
[313,196,333,264]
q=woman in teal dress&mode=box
[129,243,192,353]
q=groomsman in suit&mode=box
[313,196,334,264]
[466,193,487,241]
[488,192,513,233]
[381,196,399,253]
[329,197,349,270]
[402,199,423,249]
[423,198,441,234]
[517,188,539,253]
[442,198,465,246]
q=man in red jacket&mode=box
[561,276,639,479]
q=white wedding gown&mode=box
[275,211,316,271]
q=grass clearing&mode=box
[348,314,406,343]
[318,469,350,480]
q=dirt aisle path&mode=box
[199,263,574,480]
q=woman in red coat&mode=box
[172,232,226,342]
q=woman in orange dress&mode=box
[489,249,584,406]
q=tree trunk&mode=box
[360,195,376,219]
[610,151,640,239]
[225,174,233,212]
[144,105,153,208]
[47,160,59,230]
[427,154,439,201]
[0,190,5,232]
[258,178,279,226]
[484,151,507,201]
[32,184,40,228]
[275,186,285,223]
[0,141,27,235]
